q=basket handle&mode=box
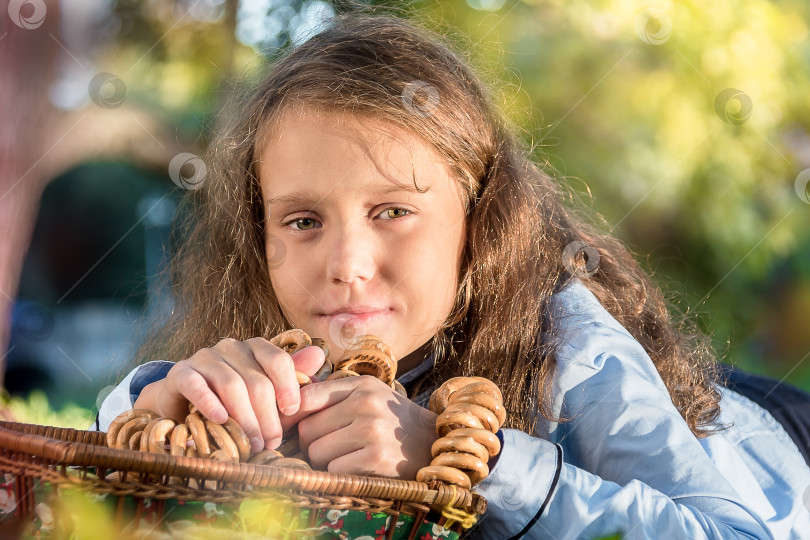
[0,421,484,512]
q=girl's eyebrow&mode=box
[266,191,316,208]
[265,184,423,208]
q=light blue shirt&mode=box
[471,281,810,539]
[94,280,810,538]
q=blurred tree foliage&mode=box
[436,0,810,387]
[423,0,810,384]
[94,0,809,385]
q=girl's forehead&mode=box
[259,107,417,155]
[257,108,453,197]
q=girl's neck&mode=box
[397,340,434,377]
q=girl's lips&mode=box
[319,309,393,324]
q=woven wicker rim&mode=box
[0,421,485,515]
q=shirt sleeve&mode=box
[469,282,774,539]
[472,429,772,539]
[470,429,562,539]
[89,360,174,431]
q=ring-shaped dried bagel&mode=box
[106,409,155,448]
[343,335,395,361]
[429,377,481,415]
[222,418,251,461]
[448,427,501,457]
[276,434,300,457]
[334,346,389,369]
[140,417,162,452]
[325,369,360,381]
[392,380,407,398]
[296,371,313,387]
[204,419,240,462]
[247,448,284,465]
[443,402,501,433]
[128,430,143,451]
[416,465,472,490]
[147,418,177,454]
[449,391,507,427]
[310,337,331,359]
[431,434,490,464]
[453,380,503,405]
[170,424,189,457]
[436,408,484,437]
[115,416,151,449]
[431,451,489,485]
[272,457,311,470]
[209,449,235,462]
[186,412,211,458]
[313,358,333,382]
[335,348,396,386]
[270,329,312,355]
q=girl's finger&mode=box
[164,360,228,423]
[237,372,282,452]
[302,423,362,470]
[190,347,264,450]
[280,375,382,429]
[246,337,303,416]
[324,447,379,477]
[296,405,354,455]
[291,345,327,377]
[215,343,284,451]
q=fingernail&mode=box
[269,437,282,449]
[250,437,264,453]
[282,403,299,416]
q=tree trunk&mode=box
[0,0,60,386]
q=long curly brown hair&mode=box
[134,12,722,437]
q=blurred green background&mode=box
[3,0,809,423]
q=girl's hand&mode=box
[133,337,326,454]
[281,376,439,479]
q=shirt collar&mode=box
[397,350,436,384]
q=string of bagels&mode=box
[105,330,506,490]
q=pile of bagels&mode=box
[104,330,505,490]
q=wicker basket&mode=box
[0,421,486,539]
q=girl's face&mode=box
[258,109,467,366]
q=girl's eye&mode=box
[379,208,411,219]
[288,218,320,230]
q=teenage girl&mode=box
[95,13,810,539]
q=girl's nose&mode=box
[325,224,377,284]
